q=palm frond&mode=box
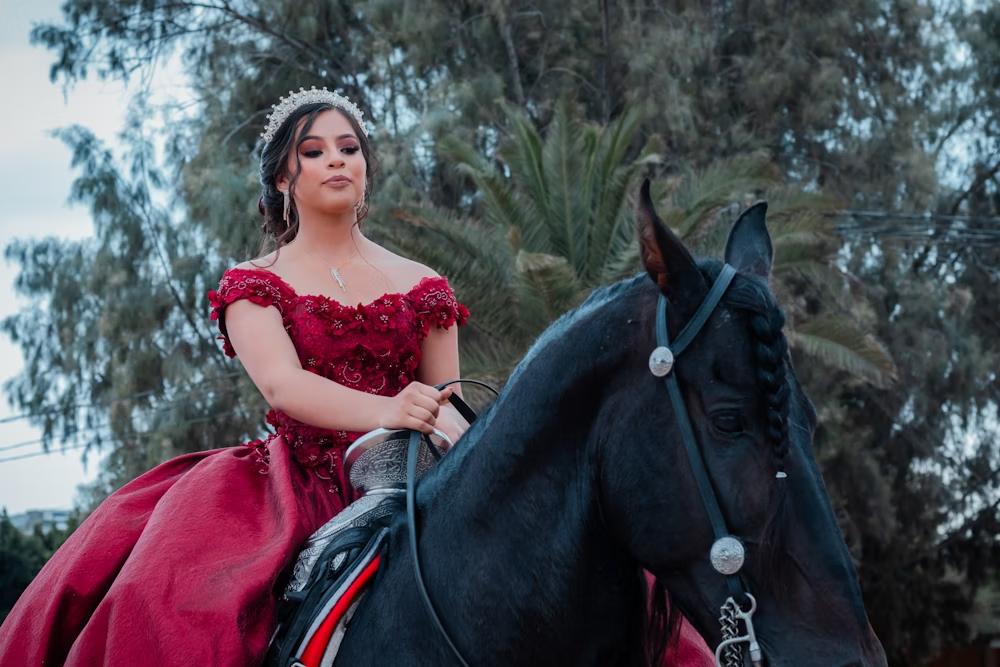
[661,150,781,239]
[499,103,553,253]
[538,101,591,267]
[514,250,583,325]
[788,316,898,388]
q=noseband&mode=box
[405,266,763,667]
[650,263,763,667]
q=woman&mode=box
[0,86,470,665]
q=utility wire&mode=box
[0,371,245,425]
[0,442,94,464]
[0,382,256,452]
[0,409,251,464]
[0,434,92,454]
[834,210,1000,226]
[832,210,1000,244]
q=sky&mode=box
[0,1,187,514]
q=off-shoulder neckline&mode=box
[223,266,449,310]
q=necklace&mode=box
[293,240,363,293]
[329,250,364,292]
[330,267,348,291]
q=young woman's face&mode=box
[280,108,367,218]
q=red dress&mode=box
[0,267,469,665]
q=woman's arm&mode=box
[225,298,449,433]
[416,318,469,443]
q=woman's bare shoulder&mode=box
[233,250,279,271]
[230,251,289,276]
[374,247,439,287]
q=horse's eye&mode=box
[711,410,745,436]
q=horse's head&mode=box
[594,181,886,666]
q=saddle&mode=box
[266,493,400,667]
[266,384,488,667]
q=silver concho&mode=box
[710,536,746,575]
[648,346,674,377]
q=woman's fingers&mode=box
[412,394,441,419]
[398,413,433,434]
[388,382,459,433]
[408,405,435,424]
[408,406,437,433]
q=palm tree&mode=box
[376,100,659,379]
[374,102,895,389]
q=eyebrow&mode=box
[298,133,358,144]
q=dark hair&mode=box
[255,102,378,263]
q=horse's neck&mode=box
[412,332,642,662]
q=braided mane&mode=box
[701,260,791,476]
[700,260,792,592]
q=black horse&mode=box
[333,182,887,666]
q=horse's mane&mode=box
[438,274,647,463]
[504,273,647,390]
[700,258,795,602]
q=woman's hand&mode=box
[379,382,454,434]
[433,404,470,450]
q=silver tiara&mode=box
[260,86,371,145]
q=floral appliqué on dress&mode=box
[207,267,469,498]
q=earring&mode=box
[282,191,290,225]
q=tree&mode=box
[0,512,47,622]
[388,101,895,387]
[5,1,998,663]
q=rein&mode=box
[406,379,498,667]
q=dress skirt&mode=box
[0,436,344,665]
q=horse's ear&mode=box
[724,202,773,278]
[636,179,702,298]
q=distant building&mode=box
[8,508,71,535]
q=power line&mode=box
[0,442,93,464]
[836,229,1000,245]
[0,434,93,454]
[835,210,1000,226]
[832,209,1000,245]
[0,409,251,464]
[0,372,245,425]
[0,381,254,453]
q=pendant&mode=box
[330,267,347,291]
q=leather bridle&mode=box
[405,266,764,667]
[650,263,763,667]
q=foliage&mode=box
[378,100,661,377]
[3,1,998,663]
[2,104,267,504]
[0,511,78,622]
